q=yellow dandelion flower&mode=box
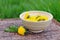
[29,16,37,22]
[18,26,26,35]
[24,12,29,20]
[40,16,48,20]
[36,16,48,21]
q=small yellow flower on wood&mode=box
[18,26,26,35]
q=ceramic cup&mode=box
[20,11,53,33]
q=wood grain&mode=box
[0,19,60,40]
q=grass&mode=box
[0,0,60,22]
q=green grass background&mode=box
[0,0,60,22]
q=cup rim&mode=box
[19,11,53,23]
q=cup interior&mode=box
[20,11,53,22]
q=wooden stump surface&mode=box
[0,19,60,40]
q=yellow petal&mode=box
[40,16,48,20]
[36,16,48,21]
[24,12,29,19]
[29,16,37,22]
